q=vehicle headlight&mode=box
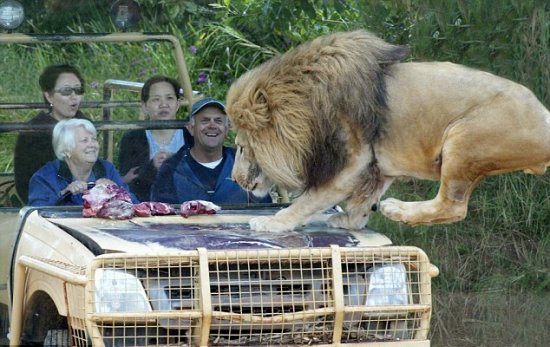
[94,269,152,313]
[365,264,408,306]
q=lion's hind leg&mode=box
[380,105,550,225]
[523,163,550,175]
[379,163,480,225]
[379,118,487,225]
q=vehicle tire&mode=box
[20,292,69,346]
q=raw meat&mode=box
[180,200,221,218]
[96,200,134,220]
[134,202,175,217]
[133,202,152,217]
[82,184,133,219]
[83,185,219,220]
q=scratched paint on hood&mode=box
[95,222,359,250]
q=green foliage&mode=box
[407,0,549,104]
[370,171,550,290]
[19,0,111,33]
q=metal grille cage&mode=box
[24,246,434,346]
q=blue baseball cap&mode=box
[190,97,225,117]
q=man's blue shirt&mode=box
[151,147,272,204]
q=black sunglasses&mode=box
[55,86,84,96]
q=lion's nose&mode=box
[371,203,378,212]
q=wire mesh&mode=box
[52,246,433,346]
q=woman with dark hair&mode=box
[14,64,88,204]
[118,75,193,201]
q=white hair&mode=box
[53,118,97,160]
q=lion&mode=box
[226,30,550,232]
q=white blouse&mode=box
[145,129,185,159]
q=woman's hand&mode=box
[152,151,171,169]
[60,180,89,197]
[122,166,140,183]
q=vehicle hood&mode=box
[43,210,391,255]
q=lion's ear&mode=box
[232,89,271,132]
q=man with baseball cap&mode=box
[151,97,272,204]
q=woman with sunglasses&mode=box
[14,64,88,204]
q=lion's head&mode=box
[226,30,407,196]
[231,131,275,198]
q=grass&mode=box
[431,290,550,346]
[368,173,550,346]
[371,173,550,290]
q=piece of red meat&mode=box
[82,184,134,219]
[133,202,175,217]
[133,202,152,217]
[180,200,221,218]
[84,185,203,220]
[96,200,134,220]
[151,202,175,215]
[82,185,117,216]
[113,186,132,203]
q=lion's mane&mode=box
[226,30,408,190]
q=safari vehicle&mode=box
[0,1,438,346]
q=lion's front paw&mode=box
[379,198,406,222]
[249,216,297,232]
[326,212,350,229]
[326,212,369,230]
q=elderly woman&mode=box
[28,118,138,206]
